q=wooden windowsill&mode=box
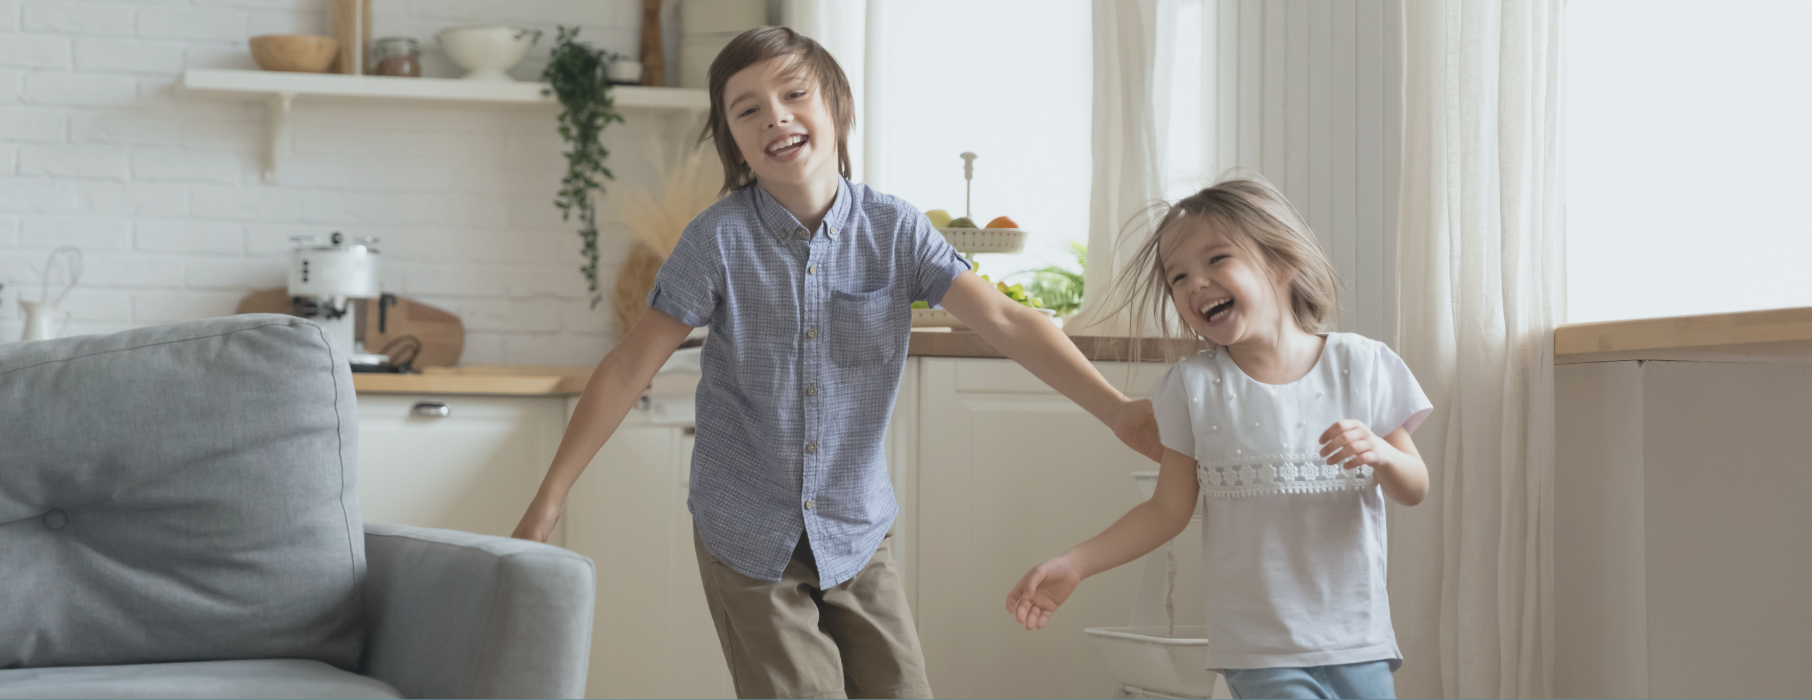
[1554,306,1812,364]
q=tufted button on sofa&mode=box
[0,315,596,699]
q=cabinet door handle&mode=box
[410,401,451,418]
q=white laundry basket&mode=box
[1085,625,1215,698]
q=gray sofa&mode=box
[0,315,596,699]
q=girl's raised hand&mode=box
[1316,419,1394,470]
[1006,555,1083,631]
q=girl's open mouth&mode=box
[1203,298,1235,326]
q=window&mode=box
[1567,0,1812,323]
[865,0,1093,284]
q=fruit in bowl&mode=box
[986,216,1019,229]
[925,209,953,228]
[946,217,977,228]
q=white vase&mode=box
[20,300,72,341]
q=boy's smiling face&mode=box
[724,56,838,192]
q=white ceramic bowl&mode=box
[436,25,542,81]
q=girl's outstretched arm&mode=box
[939,270,1163,462]
[1006,446,1200,630]
[512,308,694,542]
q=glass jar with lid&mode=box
[371,36,420,77]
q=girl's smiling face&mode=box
[723,57,837,190]
[1161,216,1296,347]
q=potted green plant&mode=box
[543,26,626,309]
[1014,241,1087,317]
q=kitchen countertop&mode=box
[905,328,1203,361]
[351,330,1195,395]
[351,365,594,396]
[1553,306,1812,364]
[354,307,1812,393]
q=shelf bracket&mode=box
[262,91,295,184]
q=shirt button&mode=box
[806,327,817,339]
[808,264,818,274]
[806,442,818,453]
[805,499,815,510]
[795,227,809,240]
[807,385,818,397]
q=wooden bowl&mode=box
[249,34,339,73]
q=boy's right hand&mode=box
[1006,554,1084,631]
[511,494,565,543]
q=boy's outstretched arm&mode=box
[1007,446,1199,630]
[512,308,695,542]
[940,270,1162,461]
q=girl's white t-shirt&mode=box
[1150,332,1432,671]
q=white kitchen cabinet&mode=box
[355,394,567,542]
[564,361,921,700]
[1555,359,1812,700]
[913,357,1203,699]
[356,354,1189,700]
[563,403,735,700]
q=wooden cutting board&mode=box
[236,289,465,368]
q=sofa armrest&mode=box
[360,523,595,699]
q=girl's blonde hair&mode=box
[1100,171,1341,362]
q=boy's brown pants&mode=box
[692,526,933,699]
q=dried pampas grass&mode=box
[612,139,721,336]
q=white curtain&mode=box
[1063,0,1168,336]
[1066,0,1404,349]
[780,0,868,180]
[1395,1,1563,698]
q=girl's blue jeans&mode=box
[1220,660,1395,699]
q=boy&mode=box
[513,26,1159,699]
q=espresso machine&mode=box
[289,232,390,370]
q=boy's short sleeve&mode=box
[1150,362,1195,457]
[644,227,720,328]
[909,216,972,307]
[1369,341,1434,436]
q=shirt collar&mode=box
[751,177,852,244]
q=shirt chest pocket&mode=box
[830,284,898,366]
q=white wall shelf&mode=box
[178,69,710,183]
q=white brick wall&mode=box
[1,0,657,364]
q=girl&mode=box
[1005,176,1432,700]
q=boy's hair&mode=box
[1102,170,1342,361]
[701,26,855,193]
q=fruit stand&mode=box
[912,152,1054,329]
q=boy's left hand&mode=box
[1317,419,1396,471]
[1111,399,1163,462]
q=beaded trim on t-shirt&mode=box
[1197,454,1374,499]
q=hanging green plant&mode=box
[543,26,627,309]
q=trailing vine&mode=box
[543,26,626,309]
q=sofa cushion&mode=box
[0,659,401,699]
[0,315,365,670]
